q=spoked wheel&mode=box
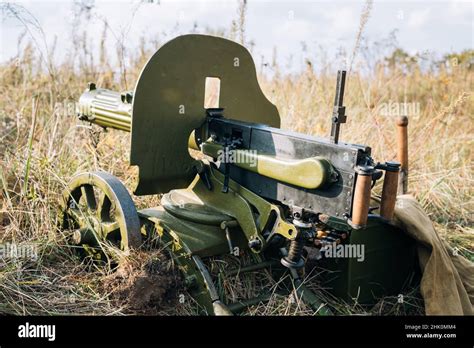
[62,171,142,263]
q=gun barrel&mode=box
[77,83,132,132]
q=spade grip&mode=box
[380,162,400,220]
[396,116,408,194]
[350,166,374,229]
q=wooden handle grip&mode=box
[396,116,408,193]
[380,169,399,220]
[351,169,373,228]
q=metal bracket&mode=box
[330,70,347,144]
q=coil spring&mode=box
[287,236,305,263]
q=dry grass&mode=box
[0,2,472,316]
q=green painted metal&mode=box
[161,188,234,226]
[138,211,216,314]
[77,85,132,132]
[227,259,279,276]
[295,282,333,315]
[69,34,421,316]
[226,294,273,313]
[201,141,336,189]
[321,216,417,304]
[188,164,297,251]
[62,171,142,260]
[130,34,281,195]
[140,206,244,258]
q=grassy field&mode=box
[0,2,472,315]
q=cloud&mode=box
[321,5,359,37]
[407,8,431,29]
[1,0,472,72]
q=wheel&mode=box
[62,171,141,261]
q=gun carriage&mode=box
[62,34,416,315]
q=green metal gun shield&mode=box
[130,34,280,195]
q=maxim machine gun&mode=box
[63,34,416,315]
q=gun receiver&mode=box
[77,78,381,222]
[76,63,409,231]
[202,116,371,219]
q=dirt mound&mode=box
[103,250,182,315]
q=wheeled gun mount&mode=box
[70,34,416,315]
[78,69,376,225]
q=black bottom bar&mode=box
[0,315,472,346]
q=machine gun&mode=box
[63,34,416,315]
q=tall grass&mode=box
[0,2,472,315]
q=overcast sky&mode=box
[1,0,473,72]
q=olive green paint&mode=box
[130,34,281,195]
[201,141,335,189]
